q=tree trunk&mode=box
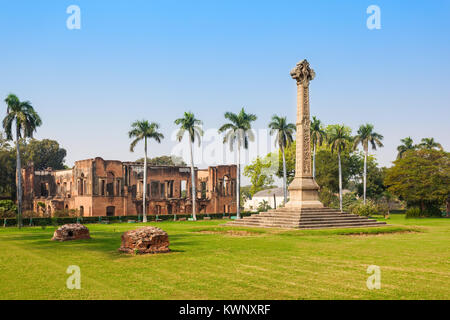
[189,138,197,221]
[338,151,343,213]
[16,125,22,228]
[281,145,288,204]
[313,143,316,179]
[236,141,241,219]
[363,149,367,205]
[273,194,277,209]
[142,138,148,223]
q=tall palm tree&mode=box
[310,116,326,179]
[353,124,384,204]
[218,108,257,219]
[419,137,443,151]
[128,120,164,223]
[397,137,416,159]
[174,112,203,221]
[2,94,42,228]
[327,125,352,212]
[268,115,295,204]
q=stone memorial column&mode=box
[286,60,323,209]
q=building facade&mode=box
[243,187,288,212]
[22,157,237,217]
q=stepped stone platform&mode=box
[226,207,386,229]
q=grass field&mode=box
[0,215,448,300]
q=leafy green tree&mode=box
[315,148,360,193]
[174,112,203,221]
[327,124,353,212]
[397,137,416,159]
[276,139,361,195]
[418,137,443,151]
[310,116,326,179]
[0,132,15,199]
[385,149,449,212]
[136,155,186,166]
[128,120,164,222]
[268,115,295,203]
[354,154,386,200]
[0,149,15,199]
[0,200,17,218]
[240,185,252,207]
[243,156,275,196]
[276,141,296,184]
[2,94,42,227]
[24,139,67,170]
[218,108,257,219]
[353,124,383,204]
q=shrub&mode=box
[423,206,443,217]
[376,201,390,217]
[406,206,442,218]
[405,207,421,218]
[348,200,378,217]
[342,192,358,211]
[319,188,339,208]
[257,200,271,213]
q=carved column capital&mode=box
[290,59,315,87]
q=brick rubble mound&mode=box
[119,226,170,254]
[52,224,91,241]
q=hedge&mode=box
[1,212,253,227]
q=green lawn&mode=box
[0,215,448,300]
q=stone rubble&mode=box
[51,224,91,241]
[119,226,170,254]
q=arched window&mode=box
[106,172,115,196]
[223,176,230,196]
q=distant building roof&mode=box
[253,187,286,198]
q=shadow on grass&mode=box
[1,227,191,258]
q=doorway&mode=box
[106,206,115,217]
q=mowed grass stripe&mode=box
[0,215,448,299]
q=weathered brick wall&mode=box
[23,158,237,216]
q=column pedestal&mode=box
[286,177,323,208]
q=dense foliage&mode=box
[0,134,67,199]
[136,155,186,166]
[243,156,275,196]
[385,149,449,215]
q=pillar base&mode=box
[285,176,324,209]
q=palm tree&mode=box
[327,125,352,212]
[353,124,384,204]
[128,120,164,223]
[174,112,203,221]
[310,116,326,180]
[2,94,42,228]
[397,137,416,159]
[268,115,295,204]
[218,108,257,219]
[418,137,443,151]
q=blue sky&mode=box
[1,0,449,176]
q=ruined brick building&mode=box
[22,157,237,217]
